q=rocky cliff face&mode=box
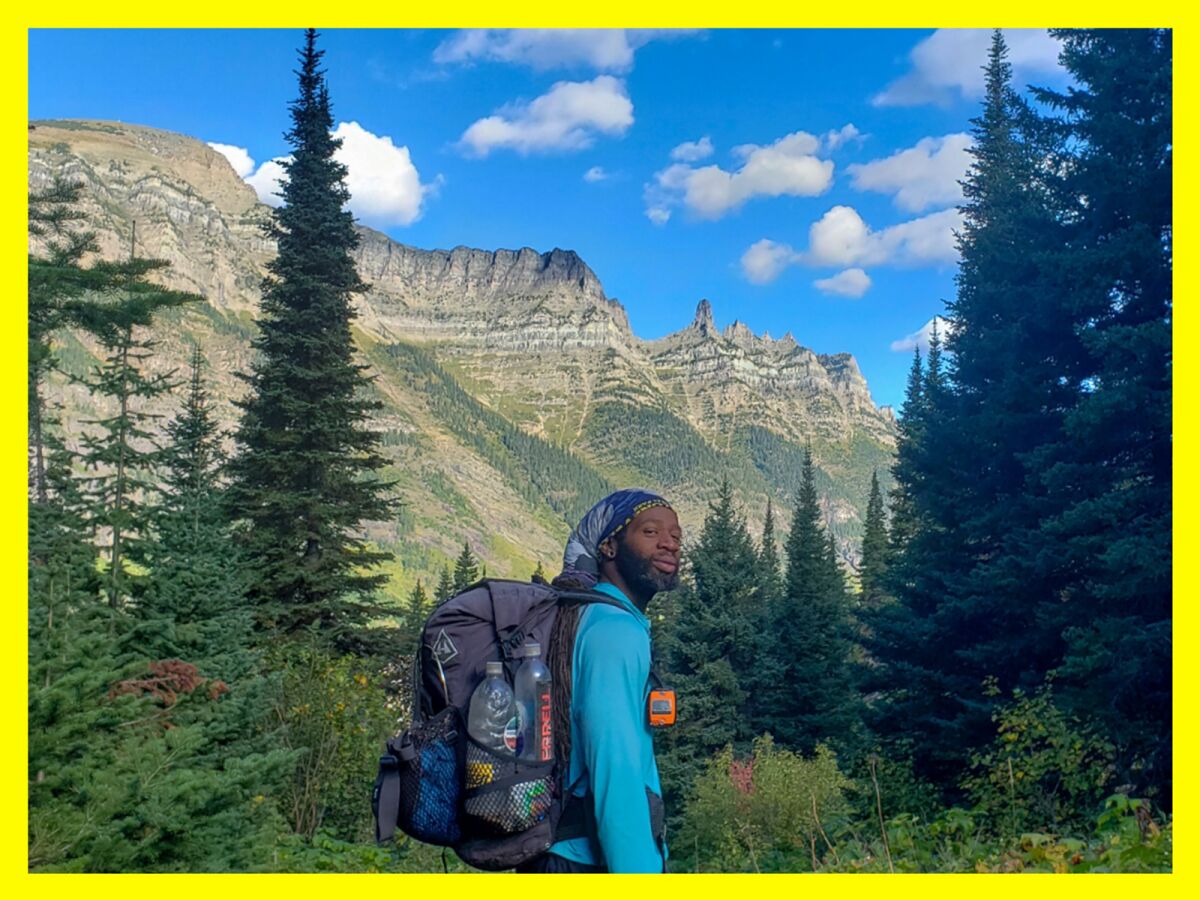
[355,233,634,353]
[645,300,893,445]
[29,120,274,315]
[29,118,897,586]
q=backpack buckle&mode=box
[379,752,400,770]
[498,627,526,659]
[388,734,418,763]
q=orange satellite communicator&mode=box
[647,668,676,728]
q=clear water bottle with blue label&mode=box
[467,661,518,756]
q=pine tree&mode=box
[225,29,397,656]
[28,252,290,875]
[28,177,96,503]
[673,478,757,735]
[868,32,1076,791]
[938,28,1074,687]
[29,427,106,715]
[656,479,757,827]
[859,471,889,609]
[79,289,189,610]
[133,346,251,671]
[885,348,925,564]
[435,564,454,606]
[760,450,860,756]
[28,177,198,519]
[452,541,480,594]
[1031,28,1173,801]
[757,497,783,606]
[398,579,431,661]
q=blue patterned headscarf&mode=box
[560,489,673,588]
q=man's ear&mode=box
[599,537,617,560]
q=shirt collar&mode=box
[593,580,650,631]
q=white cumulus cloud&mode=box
[891,316,956,353]
[332,121,428,226]
[208,142,255,178]
[240,122,432,226]
[806,205,962,268]
[645,129,837,222]
[874,29,1066,107]
[814,267,872,298]
[823,124,864,152]
[246,156,290,208]
[741,238,801,285]
[670,136,714,162]
[583,166,609,182]
[742,206,962,285]
[645,207,671,226]
[434,28,700,73]
[848,133,973,212]
[459,76,634,157]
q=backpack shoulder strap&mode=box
[553,587,628,611]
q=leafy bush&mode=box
[673,728,1169,873]
[268,640,400,842]
[962,680,1116,835]
[675,736,853,872]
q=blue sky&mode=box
[28,28,1072,411]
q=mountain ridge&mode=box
[29,117,898,595]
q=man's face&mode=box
[610,506,683,597]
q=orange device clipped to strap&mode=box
[647,668,676,727]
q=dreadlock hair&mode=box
[547,572,591,765]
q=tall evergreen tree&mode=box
[29,176,197,595]
[435,564,454,606]
[399,579,431,660]
[1030,28,1173,801]
[656,479,756,826]
[28,178,96,503]
[868,32,1078,791]
[80,288,191,609]
[671,479,758,737]
[937,29,1073,689]
[759,450,860,756]
[885,348,925,562]
[132,346,251,671]
[452,540,480,594]
[859,470,889,609]
[225,29,397,656]
[757,497,783,606]
[28,222,288,873]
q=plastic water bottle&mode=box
[467,661,518,756]
[514,642,554,763]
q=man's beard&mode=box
[614,536,679,599]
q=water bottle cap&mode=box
[522,642,541,657]
[485,661,504,675]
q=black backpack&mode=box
[372,578,625,871]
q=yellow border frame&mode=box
[8,8,1190,898]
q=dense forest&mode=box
[28,29,1170,872]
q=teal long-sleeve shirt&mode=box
[548,581,666,873]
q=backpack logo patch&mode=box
[432,629,458,664]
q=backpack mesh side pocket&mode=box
[462,739,555,835]
[395,707,462,845]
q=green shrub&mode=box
[268,641,400,842]
[675,735,853,872]
[962,680,1116,835]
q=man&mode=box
[519,489,681,873]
